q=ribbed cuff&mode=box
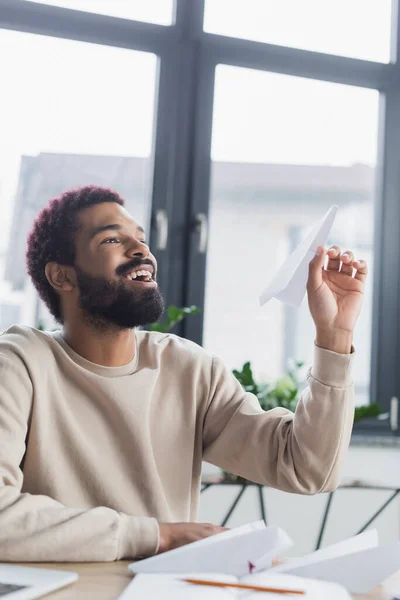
[310,343,354,388]
[117,515,160,560]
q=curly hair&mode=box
[26,185,125,323]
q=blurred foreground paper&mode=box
[259,205,338,308]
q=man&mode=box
[0,186,366,562]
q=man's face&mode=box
[71,202,164,329]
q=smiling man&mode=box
[0,186,367,562]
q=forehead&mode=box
[77,202,142,235]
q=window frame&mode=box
[1,0,399,435]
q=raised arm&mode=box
[203,245,366,493]
[202,346,354,493]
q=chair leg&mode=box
[356,489,400,534]
[315,492,334,550]
[200,483,212,493]
[221,485,247,527]
[258,485,267,525]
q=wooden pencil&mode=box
[182,577,306,595]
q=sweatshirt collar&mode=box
[51,330,139,378]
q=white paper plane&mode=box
[270,529,378,573]
[259,205,338,308]
[130,522,293,578]
[271,530,400,594]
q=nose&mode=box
[126,238,150,259]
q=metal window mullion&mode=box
[370,88,400,427]
[149,40,208,322]
[200,33,399,91]
[154,0,207,328]
[174,0,205,40]
[182,49,217,345]
[156,43,201,321]
[147,46,182,305]
[0,0,173,53]
[391,0,400,63]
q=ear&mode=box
[45,263,76,293]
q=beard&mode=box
[74,262,164,331]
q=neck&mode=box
[62,318,136,367]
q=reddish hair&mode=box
[26,185,124,323]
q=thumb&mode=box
[308,246,326,291]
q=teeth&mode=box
[124,269,152,280]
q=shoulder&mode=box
[0,325,57,371]
[136,329,212,359]
[136,329,214,371]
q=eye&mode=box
[102,237,120,244]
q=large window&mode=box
[203,66,378,406]
[1,0,400,432]
[0,28,157,330]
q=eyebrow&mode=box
[89,223,145,239]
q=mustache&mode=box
[116,258,156,278]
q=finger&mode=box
[205,524,229,534]
[340,250,355,276]
[353,259,368,283]
[308,246,326,290]
[327,246,341,271]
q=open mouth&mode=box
[121,267,156,285]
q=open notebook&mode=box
[119,572,351,599]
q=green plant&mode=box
[37,322,59,332]
[353,402,382,423]
[233,360,303,413]
[149,305,200,333]
[232,359,381,423]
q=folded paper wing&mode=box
[130,523,292,578]
[270,529,378,573]
[259,205,338,308]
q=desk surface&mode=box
[16,562,400,599]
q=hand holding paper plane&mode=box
[260,205,338,308]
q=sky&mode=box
[0,0,391,249]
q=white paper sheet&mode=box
[118,573,237,600]
[118,572,351,600]
[243,573,351,599]
[129,523,293,577]
[272,540,400,594]
[259,205,338,308]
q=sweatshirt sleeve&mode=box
[0,357,159,562]
[202,345,355,494]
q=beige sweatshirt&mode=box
[0,326,354,562]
